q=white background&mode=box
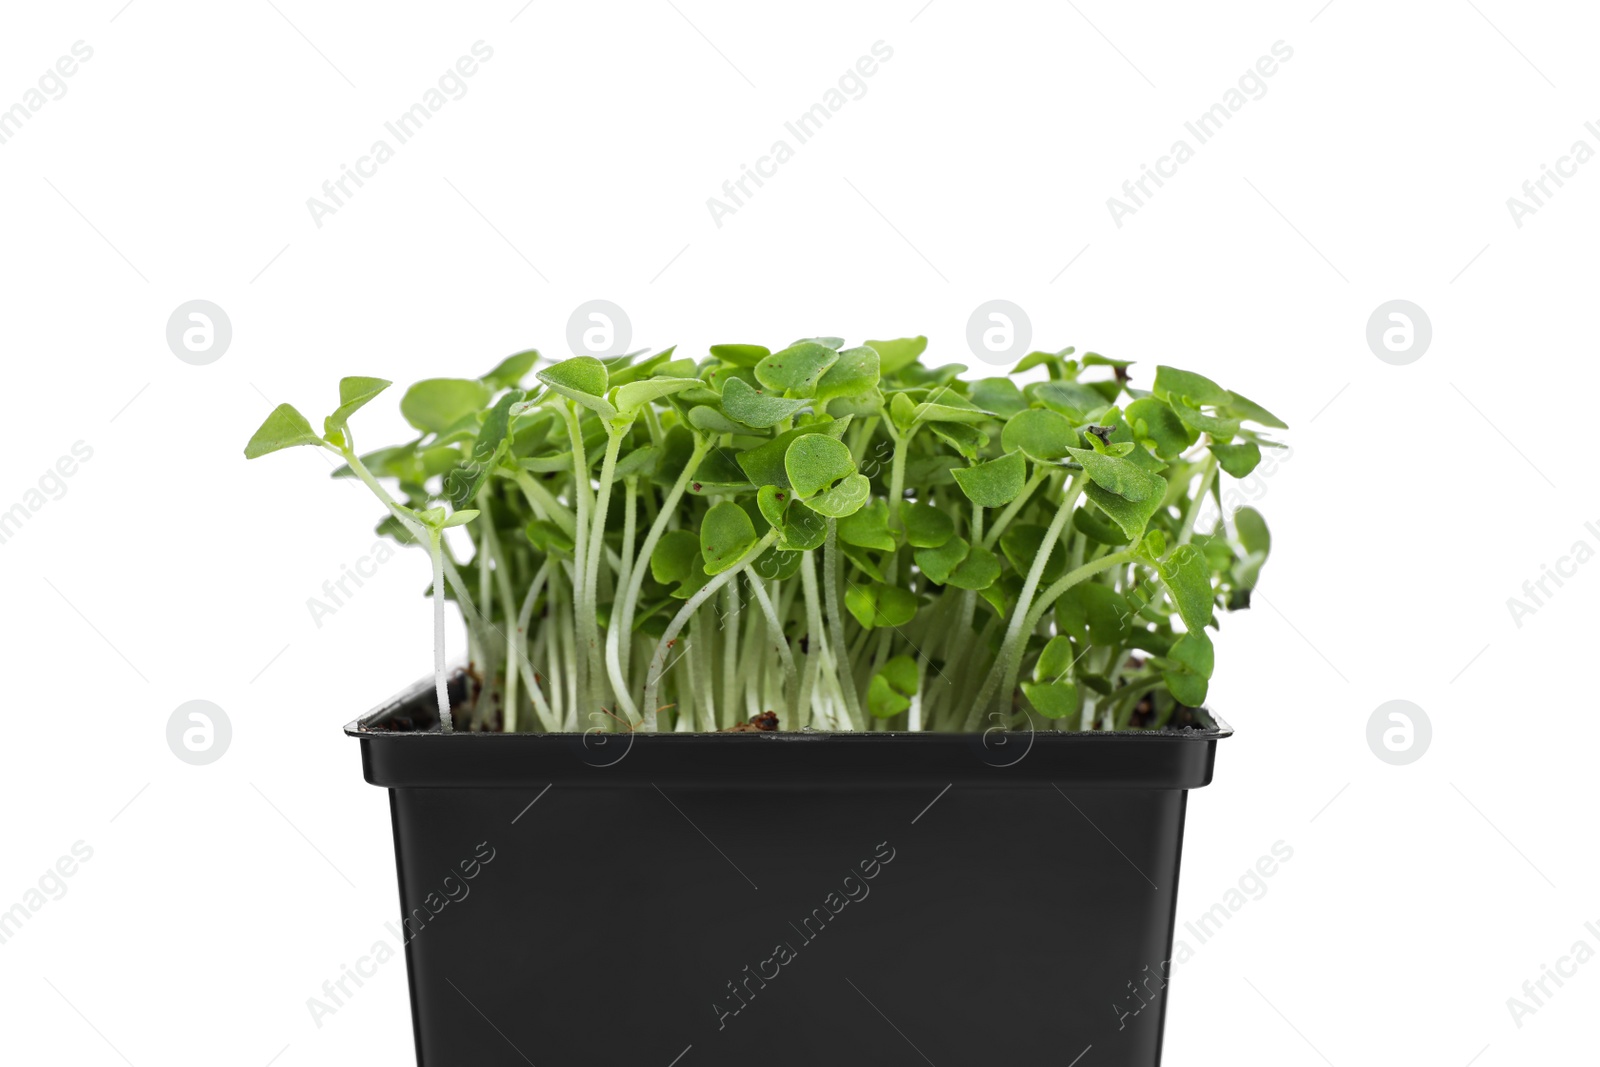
[1,1,1594,1064]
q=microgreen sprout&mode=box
[245,341,1283,733]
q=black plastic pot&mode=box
[349,677,1229,1067]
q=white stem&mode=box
[561,405,593,720]
[966,474,1087,729]
[642,532,777,730]
[582,429,625,713]
[744,568,797,721]
[427,530,453,732]
[1178,454,1219,545]
[720,582,740,724]
[609,439,710,717]
[513,559,558,731]
[510,469,577,536]
[823,522,865,731]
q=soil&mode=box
[723,711,779,732]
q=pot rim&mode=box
[343,672,1233,741]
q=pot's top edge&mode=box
[343,676,1233,741]
[345,724,1232,741]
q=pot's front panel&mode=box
[389,784,1187,1067]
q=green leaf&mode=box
[751,544,803,581]
[1226,391,1288,429]
[951,450,1027,508]
[1064,446,1167,502]
[826,388,885,419]
[538,357,617,419]
[446,390,521,508]
[721,376,809,428]
[867,674,912,718]
[945,545,1002,590]
[701,501,758,574]
[903,503,954,548]
[865,336,928,375]
[685,450,751,495]
[1073,506,1129,546]
[1169,395,1240,439]
[651,529,702,584]
[785,434,856,499]
[837,499,896,551]
[1033,635,1076,684]
[1055,583,1132,644]
[1154,365,1229,407]
[538,355,607,396]
[614,444,660,479]
[687,405,743,434]
[709,343,769,368]
[1162,629,1214,706]
[755,484,789,529]
[1234,506,1271,557]
[439,509,479,529]
[1021,681,1079,720]
[603,347,672,387]
[1082,352,1132,371]
[1013,350,1060,375]
[1210,441,1262,478]
[888,391,919,433]
[914,535,970,584]
[912,394,995,425]
[779,499,828,550]
[525,519,574,556]
[881,654,918,695]
[756,342,839,397]
[482,350,538,389]
[244,403,322,458]
[400,379,492,434]
[328,377,391,432]
[614,376,697,413]
[1085,482,1166,540]
[845,582,916,629]
[969,378,1028,419]
[814,346,880,404]
[1159,543,1215,634]
[807,473,871,518]
[846,584,879,628]
[1125,397,1196,460]
[735,418,849,488]
[928,420,987,461]
[1001,408,1076,462]
[999,523,1065,583]
[1035,380,1108,418]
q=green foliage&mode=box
[952,450,1026,507]
[244,403,321,458]
[401,379,493,433]
[244,340,1283,735]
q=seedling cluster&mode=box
[245,338,1282,733]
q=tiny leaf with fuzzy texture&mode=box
[245,403,323,458]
